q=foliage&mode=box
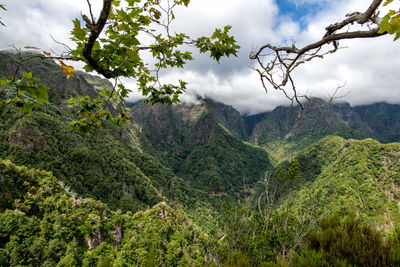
[178,123,272,193]
[379,0,400,40]
[212,161,306,266]
[216,204,275,265]
[0,159,209,266]
[293,213,400,266]
[0,71,49,113]
[67,0,238,132]
[0,103,163,212]
[353,102,400,143]
[281,136,400,231]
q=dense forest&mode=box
[1,50,400,266]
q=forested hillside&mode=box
[1,50,400,266]
[0,159,209,266]
[0,50,272,225]
[246,98,400,162]
[281,136,400,230]
[354,102,400,143]
[129,99,272,193]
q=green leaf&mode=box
[383,0,394,6]
[22,72,32,79]
[71,18,87,41]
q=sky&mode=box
[0,0,399,114]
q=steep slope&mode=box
[179,112,271,193]
[0,159,208,266]
[0,51,101,105]
[353,102,400,143]
[0,51,256,229]
[129,101,190,169]
[281,136,400,231]
[0,51,198,213]
[0,102,168,211]
[202,98,248,140]
[130,100,273,193]
[243,112,268,137]
[249,99,372,161]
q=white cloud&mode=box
[286,1,400,107]
[0,0,399,114]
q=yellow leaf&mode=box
[24,46,40,50]
[58,60,75,79]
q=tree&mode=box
[0,0,239,132]
[257,161,323,263]
[250,0,400,116]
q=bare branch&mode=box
[250,0,387,113]
[86,0,96,25]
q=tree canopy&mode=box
[0,0,239,132]
[1,0,399,128]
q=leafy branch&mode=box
[1,0,240,133]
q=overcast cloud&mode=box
[0,0,399,114]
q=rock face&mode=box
[130,98,248,148]
[130,96,400,165]
[129,99,273,192]
[353,102,400,143]
[202,99,248,140]
[248,98,373,147]
[186,112,218,147]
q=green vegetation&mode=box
[354,102,400,143]
[0,51,272,230]
[179,121,271,193]
[130,100,273,194]
[0,103,162,212]
[0,159,208,266]
[248,100,367,162]
[293,213,400,266]
[282,136,400,229]
[1,50,400,266]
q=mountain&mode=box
[2,50,400,266]
[178,112,270,193]
[280,136,400,231]
[246,98,400,162]
[0,51,204,214]
[0,51,101,105]
[353,102,400,143]
[130,99,273,193]
[0,50,272,224]
[202,98,249,140]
